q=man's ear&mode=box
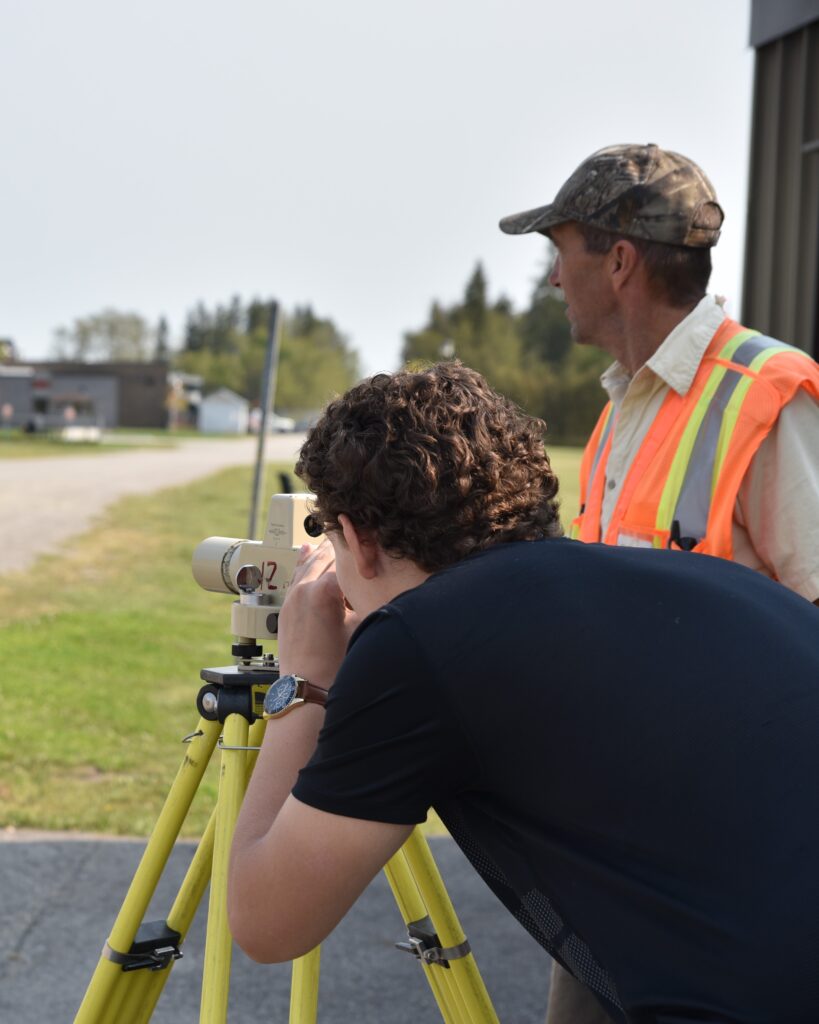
[338,514,379,580]
[608,238,641,293]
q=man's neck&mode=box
[358,557,431,618]
[614,300,699,377]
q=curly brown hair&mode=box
[296,361,562,573]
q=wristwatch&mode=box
[262,674,328,719]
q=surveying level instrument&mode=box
[75,493,500,1023]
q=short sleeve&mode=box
[735,388,819,602]
[293,608,478,825]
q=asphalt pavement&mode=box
[0,831,551,1022]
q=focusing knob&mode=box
[304,514,323,538]
[232,641,263,659]
[236,564,263,594]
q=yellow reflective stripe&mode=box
[653,368,728,545]
[711,343,804,483]
[652,328,758,546]
[714,328,760,363]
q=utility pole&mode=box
[248,300,282,539]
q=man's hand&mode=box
[278,539,361,687]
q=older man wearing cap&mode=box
[502,144,819,1022]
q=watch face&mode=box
[263,676,298,717]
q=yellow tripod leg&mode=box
[131,718,267,1024]
[75,718,222,1024]
[289,946,321,1023]
[199,712,250,1024]
[385,845,465,1023]
[402,829,499,1024]
[129,804,218,1024]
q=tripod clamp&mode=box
[395,915,472,969]
[102,921,183,973]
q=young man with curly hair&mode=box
[228,362,819,1023]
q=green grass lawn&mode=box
[0,448,581,837]
[551,445,581,531]
[0,430,172,458]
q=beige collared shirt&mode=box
[598,295,819,602]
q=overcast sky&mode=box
[1,0,754,376]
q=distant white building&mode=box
[198,388,249,434]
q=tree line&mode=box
[52,301,362,418]
[403,253,609,445]
[175,299,360,415]
[50,246,610,443]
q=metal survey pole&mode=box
[248,300,281,539]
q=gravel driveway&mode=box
[0,435,306,575]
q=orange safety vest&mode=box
[570,318,819,560]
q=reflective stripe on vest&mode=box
[572,319,819,557]
[588,403,615,493]
[656,331,815,549]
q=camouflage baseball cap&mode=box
[499,144,724,247]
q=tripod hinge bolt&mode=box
[395,916,471,969]
[201,691,218,714]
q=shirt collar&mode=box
[600,295,727,400]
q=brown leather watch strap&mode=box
[299,679,329,707]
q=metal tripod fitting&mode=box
[197,663,279,724]
[395,915,472,968]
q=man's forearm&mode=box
[227,704,325,956]
[230,705,325,850]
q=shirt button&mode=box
[607,478,617,490]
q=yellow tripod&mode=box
[73,667,500,1024]
[75,492,500,1022]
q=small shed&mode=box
[198,388,249,434]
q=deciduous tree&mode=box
[52,310,154,362]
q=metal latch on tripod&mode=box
[395,915,471,969]
[103,920,183,972]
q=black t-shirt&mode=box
[293,538,819,1023]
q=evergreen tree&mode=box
[155,316,170,361]
[184,303,210,352]
[402,258,609,446]
[462,263,488,331]
[520,246,572,365]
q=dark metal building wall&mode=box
[742,17,819,356]
[117,366,168,428]
[32,361,169,428]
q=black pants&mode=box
[546,963,614,1024]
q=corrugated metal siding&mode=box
[742,18,819,356]
[750,0,819,47]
